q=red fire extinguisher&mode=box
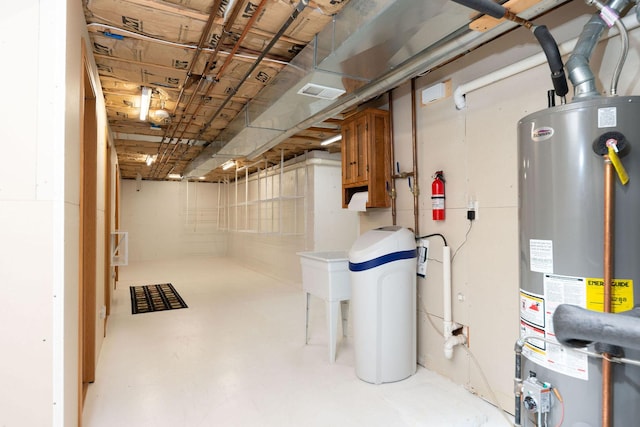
[432,171,445,221]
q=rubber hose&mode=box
[533,25,569,97]
[451,0,505,19]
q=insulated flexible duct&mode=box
[553,304,640,350]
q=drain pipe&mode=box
[443,245,466,359]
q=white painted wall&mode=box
[360,0,640,413]
[121,179,228,262]
[227,153,359,284]
[122,155,358,284]
[0,0,113,425]
[309,159,360,252]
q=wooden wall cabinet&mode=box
[341,108,391,208]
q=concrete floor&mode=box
[83,257,511,427]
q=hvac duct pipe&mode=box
[243,12,525,161]
[454,10,640,109]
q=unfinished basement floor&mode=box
[83,257,511,426]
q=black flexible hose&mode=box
[451,0,505,19]
[452,1,569,100]
[533,25,569,97]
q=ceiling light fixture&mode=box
[145,155,155,166]
[320,134,342,146]
[139,86,152,121]
[221,159,236,170]
[167,173,182,179]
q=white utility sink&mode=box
[298,251,350,363]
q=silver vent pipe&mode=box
[566,0,631,98]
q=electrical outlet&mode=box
[467,199,479,221]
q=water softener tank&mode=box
[349,226,416,384]
[518,96,640,426]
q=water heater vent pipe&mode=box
[566,0,631,99]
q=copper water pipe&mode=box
[602,156,614,427]
[212,0,270,81]
[150,1,222,177]
[389,91,397,226]
[410,78,420,236]
[194,0,309,143]
[155,0,268,178]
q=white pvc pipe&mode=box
[453,11,640,109]
[443,246,453,336]
[442,245,466,359]
[445,335,467,360]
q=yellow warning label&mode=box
[585,278,634,313]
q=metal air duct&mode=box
[184,0,571,177]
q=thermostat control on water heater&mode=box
[522,375,553,426]
[523,376,551,413]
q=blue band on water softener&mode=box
[348,249,417,272]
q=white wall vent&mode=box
[297,83,346,100]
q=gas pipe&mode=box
[432,171,445,221]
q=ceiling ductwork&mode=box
[184,0,572,178]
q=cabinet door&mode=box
[341,120,357,184]
[352,114,369,183]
